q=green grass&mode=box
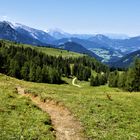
[2,40,83,58]
[0,74,140,139]
[35,46,83,58]
[0,74,55,140]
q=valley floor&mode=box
[0,74,140,140]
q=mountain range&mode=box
[58,41,102,60]
[0,20,140,67]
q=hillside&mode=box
[110,49,140,68]
[0,40,83,58]
[0,21,46,46]
[0,74,55,139]
[0,40,108,84]
[0,39,140,139]
[58,41,102,60]
[0,74,140,139]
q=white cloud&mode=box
[0,15,9,21]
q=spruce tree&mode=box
[36,66,43,83]
[117,72,126,88]
[21,62,29,80]
[42,65,49,83]
[90,75,96,86]
[108,71,119,87]
[125,58,140,91]
[8,60,20,78]
[29,63,36,82]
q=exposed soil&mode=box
[16,86,86,140]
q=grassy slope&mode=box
[1,74,140,140]
[35,47,83,58]
[0,74,55,140]
[2,40,83,58]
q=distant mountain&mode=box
[58,41,102,60]
[1,20,140,65]
[50,30,140,56]
[53,34,140,63]
[48,29,130,40]
[0,21,55,45]
[48,29,94,40]
[105,33,129,39]
[0,21,44,45]
[15,23,55,44]
[53,37,123,63]
[53,37,111,49]
[47,28,71,39]
[87,35,140,62]
[88,34,111,43]
[110,50,140,68]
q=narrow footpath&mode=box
[72,77,81,88]
[16,86,86,140]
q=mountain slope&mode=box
[51,31,140,63]
[0,21,55,45]
[1,21,140,64]
[48,29,94,39]
[15,23,55,44]
[53,37,123,62]
[0,21,45,45]
[111,50,140,68]
[58,41,102,60]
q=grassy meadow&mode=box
[1,40,83,58]
[0,74,55,140]
[0,74,140,140]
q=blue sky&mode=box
[0,0,140,36]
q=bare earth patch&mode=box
[16,86,86,140]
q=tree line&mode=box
[90,73,108,86]
[108,58,140,91]
[2,40,139,91]
[0,42,69,83]
[0,40,109,84]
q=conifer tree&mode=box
[8,60,20,78]
[108,71,119,87]
[21,62,29,80]
[42,65,49,83]
[90,75,96,86]
[29,63,36,82]
[125,58,140,91]
[117,72,126,88]
[35,66,43,83]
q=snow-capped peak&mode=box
[47,28,65,34]
[0,20,17,29]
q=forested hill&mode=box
[0,40,109,84]
[110,49,140,68]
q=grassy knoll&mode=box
[0,74,140,139]
[0,74,55,140]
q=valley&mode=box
[0,21,140,66]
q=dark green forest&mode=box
[0,40,108,84]
[108,58,140,91]
[0,40,139,91]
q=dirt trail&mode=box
[16,86,86,140]
[72,78,81,88]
